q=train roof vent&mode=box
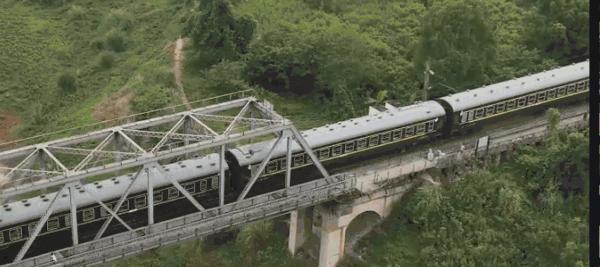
[210,163,216,166]
[62,194,68,198]
[43,197,50,201]
[196,165,202,168]
[181,165,186,168]
[24,203,31,207]
[96,185,102,189]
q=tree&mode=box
[184,0,255,65]
[414,0,496,98]
[525,0,588,63]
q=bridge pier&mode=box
[288,207,313,256]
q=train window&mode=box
[64,215,71,227]
[506,100,516,110]
[344,141,355,152]
[527,94,536,104]
[100,203,114,218]
[547,89,557,99]
[577,81,586,91]
[279,158,287,169]
[135,196,147,208]
[168,188,179,200]
[517,97,526,107]
[416,124,426,134]
[357,138,368,149]
[426,121,435,132]
[392,129,403,140]
[405,126,415,137]
[537,92,547,101]
[485,105,495,116]
[583,80,589,90]
[293,154,305,166]
[0,232,4,243]
[369,135,380,146]
[567,84,576,93]
[557,86,567,96]
[47,217,60,231]
[460,112,469,123]
[467,110,474,122]
[381,132,392,143]
[185,183,196,194]
[9,228,22,241]
[266,161,279,173]
[475,108,484,119]
[118,201,129,212]
[332,145,343,156]
[305,156,313,164]
[153,192,164,203]
[200,180,208,191]
[318,148,330,159]
[211,176,219,189]
[496,102,506,113]
[83,208,95,222]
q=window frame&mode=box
[167,187,179,200]
[368,135,380,146]
[47,217,60,231]
[496,102,506,113]
[185,182,196,194]
[356,138,368,149]
[557,86,567,96]
[404,126,415,137]
[380,131,392,143]
[506,100,516,110]
[83,208,95,222]
[392,129,403,140]
[416,124,426,134]
[517,97,527,107]
[8,227,22,241]
[318,148,331,159]
[153,191,164,203]
[293,154,305,166]
[527,94,536,104]
[135,196,147,208]
[200,179,208,191]
[485,105,495,116]
[344,141,355,153]
[332,145,343,156]
[547,88,557,99]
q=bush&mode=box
[105,31,127,52]
[57,72,77,94]
[131,86,170,115]
[98,52,116,69]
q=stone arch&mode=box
[343,210,382,260]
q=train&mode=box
[0,61,589,263]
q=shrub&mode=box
[57,72,77,94]
[98,52,116,69]
[105,31,127,52]
[131,86,170,115]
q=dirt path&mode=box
[172,37,192,110]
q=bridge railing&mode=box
[0,89,256,151]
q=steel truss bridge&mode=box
[0,92,588,267]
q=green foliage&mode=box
[131,86,171,115]
[184,0,255,65]
[414,0,496,98]
[525,0,588,63]
[105,30,127,52]
[57,72,77,94]
[352,128,588,267]
[98,52,116,70]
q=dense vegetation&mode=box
[0,0,588,140]
[339,113,589,267]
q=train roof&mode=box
[438,61,589,112]
[230,100,446,166]
[0,154,227,228]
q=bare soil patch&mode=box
[92,89,136,123]
[0,112,21,143]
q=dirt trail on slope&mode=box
[172,37,192,110]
